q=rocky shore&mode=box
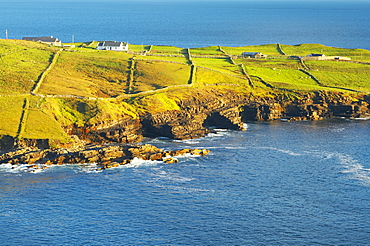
[0,143,210,172]
[67,90,370,143]
[1,90,369,171]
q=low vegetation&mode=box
[0,39,369,141]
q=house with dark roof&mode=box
[242,52,267,58]
[22,36,62,46]
[97,41,128,51]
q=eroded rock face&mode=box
[67,118,143,144]
[141,91,248,140]
[0,136,49,150]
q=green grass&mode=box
[150,45,184,54]
[306,61,370,92]
[245,66,325,91]
[132,61,191,93]
[237,58,302,70]
[129,44,151,53]
[192,57,242,76]
[0,39,58,94]
[281,43,370,62]
[221,44,282,56]
[40,51,132,97]
[0,39,369,141]
[195,67,250,88]
[0,97,25,136]
[136,55,188,64]
[124,92,181,114]
[189,46,225,56]
[22,97,69,140]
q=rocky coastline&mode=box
[1,90,369,172]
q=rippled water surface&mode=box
[2,1,370,49]
[1,120,370,245]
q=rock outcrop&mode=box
[0,144,211,172]
[1,90,369,167]
[141,90,370,139]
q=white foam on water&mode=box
[156,184,215,193]
[153,170,195,182]
[313,151,370,186]
[337,154,370,185]
[123,157,163,168]
[257,146,303,156]
[352,117,370,121]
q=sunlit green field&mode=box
[0,39,58,94]
[0,97,24,136]
[1,39,369,141]
[281,43,370,62]
[194,67,250,88]
[40,51,132,97]
[306,61,370,92]
[150,45,184,54]
[192,57,242,76]
[221,44,282,56]
[136,55,188,64]
[190,46,225,56]
[132,60,191,93]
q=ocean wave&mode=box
[156,184,214,193]
[256,147,303,156]
[312,151,370,186]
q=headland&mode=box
[1,39,369,171]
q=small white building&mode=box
[242,52,267,58]
[22,36,62,46]
[305,53,351,61]
[97,41,128,51]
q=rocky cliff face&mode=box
[1,90,369,150]
[66,117,143,144]
[140,90,370,140]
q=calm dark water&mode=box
[1,0,370,49]
[1,120,370,245]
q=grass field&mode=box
[192,57,242,76]
[136,55,188,64]
[245,66,324,91]
[190,46,225,56]
[1,39,369,141]
[150,45,184,54]
[0,97,25,136]
[195,67,250,88]
[221,44,282,56]
[40,51,132,97]
[0,39,58,94]
[306,61,370,92]
[133,60,191,93]
[236,58,302,70]
[281,43,370,62]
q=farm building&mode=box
[242,52,267,58]
[97,41,128,51]
[304,53,351,61]
[22,36,62,46]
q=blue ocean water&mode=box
[1,120,370,245]
[1,0,370,49]
[1,1,370,245]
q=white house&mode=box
[242,52,267,58]
[305,53,351,61]
[97,41,128,51]
[22,36,62,46]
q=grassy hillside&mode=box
[0,39,369,141]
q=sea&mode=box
[1,1,370,245]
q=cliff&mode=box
[43,90,370,143]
